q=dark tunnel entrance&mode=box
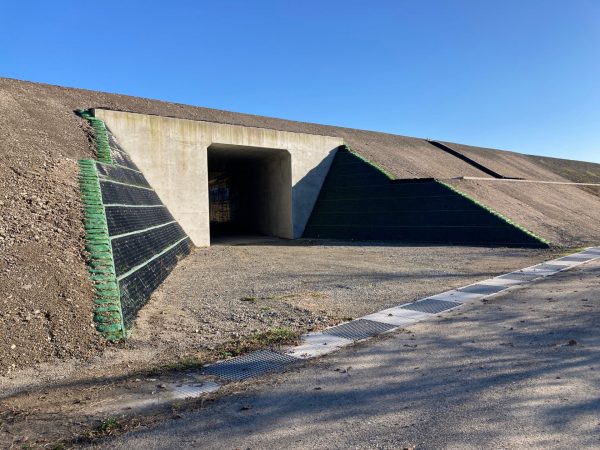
[207,144,292,243]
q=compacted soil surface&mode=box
[133,241,559,356]
[0,243,563,448]
[93,258,600,450]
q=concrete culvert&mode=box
[207,144,292,242]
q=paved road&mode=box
[94,260,600,449]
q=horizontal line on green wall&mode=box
[97,162,144,174]
[316,195,460,202]
[110,221,177,241]
[116,236,189,282]
[100,178,155,191]
[103,204,167,208]
[311,209,481,215]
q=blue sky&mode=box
[1,1,599,162]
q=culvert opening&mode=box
[207,144,292,243]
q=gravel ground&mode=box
[94,259,600,450]
[129,241,561,360]
[0,243,564,448]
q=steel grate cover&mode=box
[323,319,396,341]
[202,350,298,381]
[457,284,507,295]
[401,298,461,314]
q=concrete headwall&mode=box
[94,109,343,246]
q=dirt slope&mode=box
[441,141,567,181]
[1,77,599,373]
[0,83,109,374]
[443,139,600,184]
[448,179,600,246]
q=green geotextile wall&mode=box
[79,160,125,340]
[78,109,112,164]
[78,110,192,340]
[303,146,549,247]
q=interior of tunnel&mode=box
[207,144,293,243]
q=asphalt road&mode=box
[93,259,600,449]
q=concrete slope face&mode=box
[303,148,547,247]
[95,109,343,246]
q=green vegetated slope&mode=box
[303,147,548,248]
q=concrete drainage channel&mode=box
[121,247,600,408]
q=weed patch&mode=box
[214,328,301,358]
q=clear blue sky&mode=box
[1,1,599,162]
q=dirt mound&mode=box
[1,76,599,374]
[0,83,103,373]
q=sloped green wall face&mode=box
[79,111,192,339]
[303,148,547,247]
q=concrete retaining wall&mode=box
[94,109,343,245]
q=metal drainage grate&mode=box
[457,284,507,295]
[323,319,396,341]
[401,298,461,314]
[202,350,297,382]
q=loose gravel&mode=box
[129,240,561,360]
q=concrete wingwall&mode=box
[94,109,343,246]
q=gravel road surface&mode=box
[93,259,600,449]
[130,241,558,360]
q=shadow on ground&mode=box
[88,262,600,449]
